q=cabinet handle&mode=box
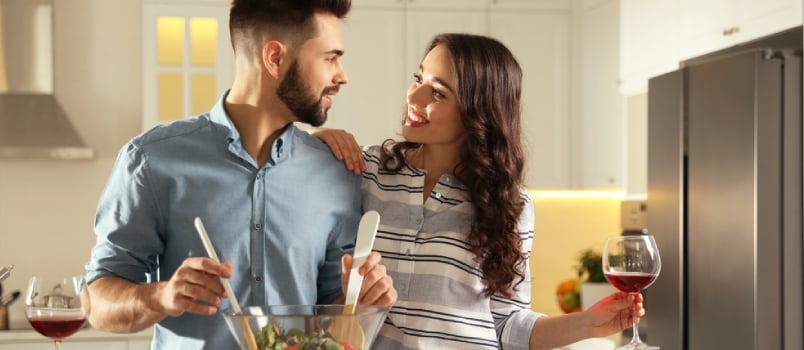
[722,26,740,36]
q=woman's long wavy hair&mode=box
[380,33,527,297]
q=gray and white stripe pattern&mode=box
[362,145,543,350]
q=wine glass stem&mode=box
[629,295,644,346]
[54,340,62,349]
[630,320,643,344]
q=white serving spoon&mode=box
[328,210,381,350]
[194,217,258,350]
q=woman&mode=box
[317,33,643,350]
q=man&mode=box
[85,1,396,349]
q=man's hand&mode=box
[155,257,233,317]
[341,252,396,308]
[88,257,232,333]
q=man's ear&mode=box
[261,40,286,78]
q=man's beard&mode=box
[277,60,338,127]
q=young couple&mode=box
[85,0,643,349]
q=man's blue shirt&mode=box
[86,93,362,349]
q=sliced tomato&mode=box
[338,341,356,350]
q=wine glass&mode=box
[25,276,89,349]
[603,235,661,350]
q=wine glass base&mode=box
[616,343,659,350]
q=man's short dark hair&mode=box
[229,0,351,55]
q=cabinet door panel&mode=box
[328,7,407,146]
[679,0,734,59]
[405,9,487,74]
[578,0,622,189]
[490,12,571,189]
[406,0,486,10]
[490,0,570,11]
[141,4,233,131]
[733,0,802,44]
[619,0,680,95]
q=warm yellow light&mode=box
[528,190,626,199]
[191,73,216,115]
[158,73,183,121]
[190,18,217,67]
[157,17,185,66]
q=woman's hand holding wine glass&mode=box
[603,235,661,350]
[25,276,89,349]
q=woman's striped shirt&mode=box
[362,145,543,350]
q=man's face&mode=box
[277,13,348,127]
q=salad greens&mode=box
[254,323,354,350]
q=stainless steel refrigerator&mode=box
[646,47,803,349]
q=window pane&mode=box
[158,73,184,121]
[190,18,217,67]
[157,17,184,66]
[191,73,216,115]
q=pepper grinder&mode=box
[0,265,12,330]
[0,282,6,330]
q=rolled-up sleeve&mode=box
[85,142,164,285]
[495,193,545,350]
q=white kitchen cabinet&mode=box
[489,0,570,11]
[489,4,572,189]
[680,0,802,60]
[405,0,487,10]
[333,0,575,189]
[574,0,623,189]
[329,3,407,146]
[619,0,680,95]
[331,0,487,147]
[141,2,234,131]
[404,2,488,73]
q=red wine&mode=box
[29,315,86,339]
[604,272,657,292]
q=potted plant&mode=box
[576,249,616,310]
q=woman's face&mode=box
[402,44,466,147]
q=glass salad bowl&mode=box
[223,304,388,350]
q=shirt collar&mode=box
[208,90,298,167]
[208,90,240,145]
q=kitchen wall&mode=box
[529,194,622,315]
[0,0,141,328]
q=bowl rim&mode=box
[221,304,389,317]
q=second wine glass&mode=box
[603,235,661,350]
[25,276,89,349]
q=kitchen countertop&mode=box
[559,337,617,350]
[0,326,152,343]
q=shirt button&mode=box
[415,219,422,225]
[405,249,411,255]
[255,276,263,282]
[254,223,262,230]
[399,283,407,291]
[444,176,451,183]
[434,192,442,198]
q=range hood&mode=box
[0,93,94,159]
[0,0,92,159]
